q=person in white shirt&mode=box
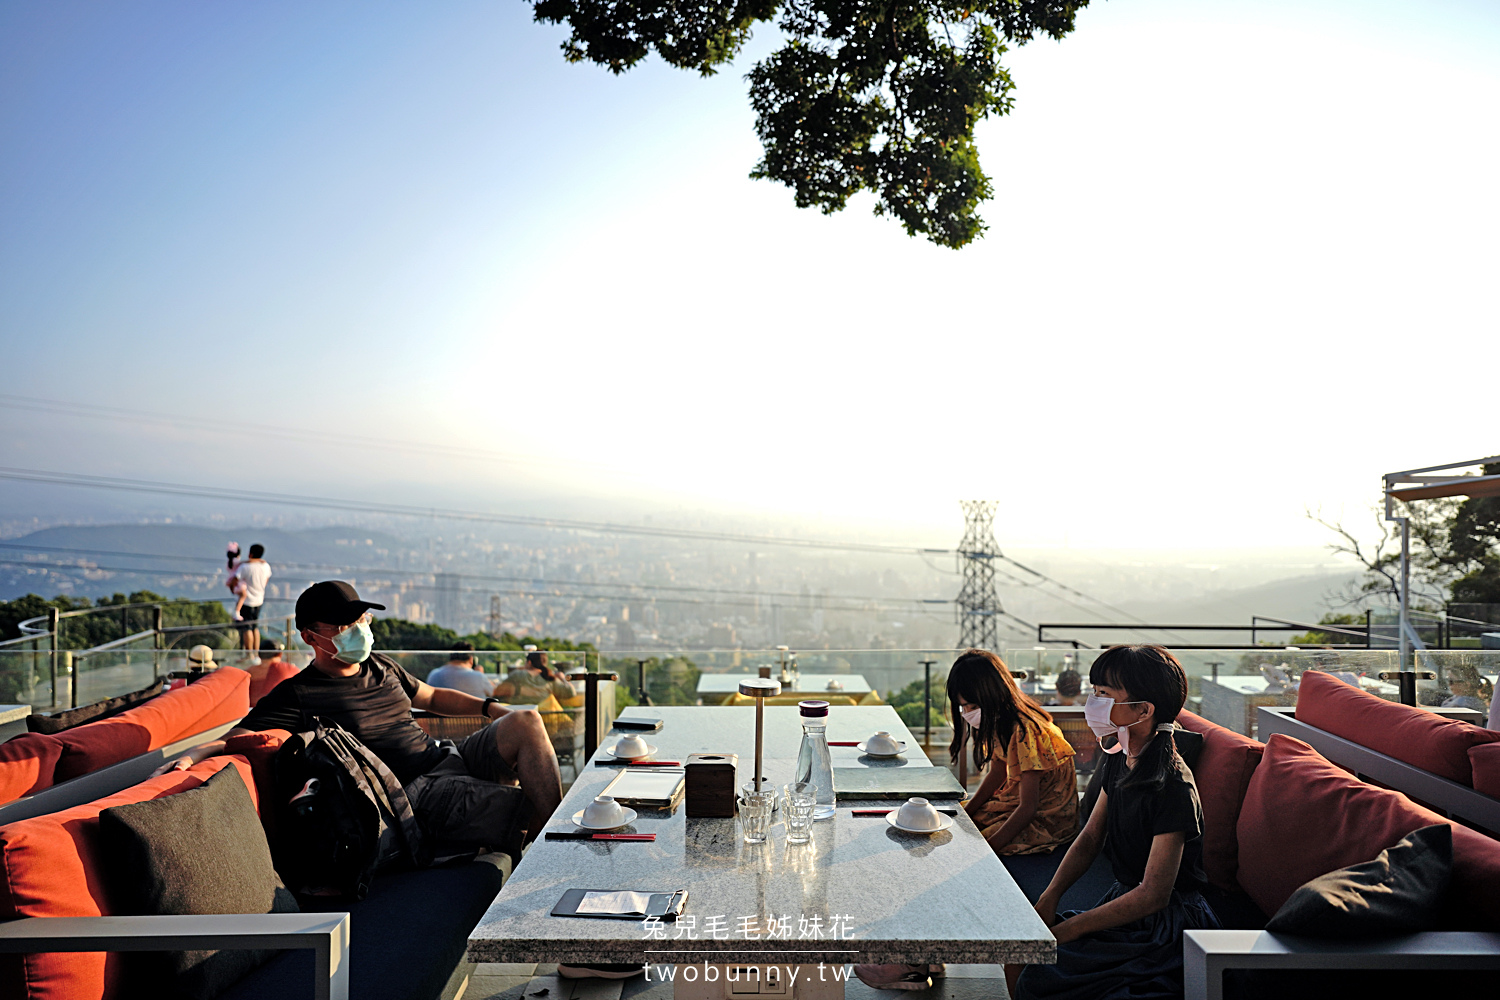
[426,642,497,698]
[234,544,273,652]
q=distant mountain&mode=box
[1126,571,1361,627]
[0,523,408,602]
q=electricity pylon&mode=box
[956,500,1002,650]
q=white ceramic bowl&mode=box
[865,731,900,755]
[612,734,650,758]
[581,795,626,828]
[895,797,943,832]
[826,679,844,691]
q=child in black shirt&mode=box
[1014,645,1220,1000]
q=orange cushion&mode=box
[248,661,300,708]
[0,755,257,1000]
[0,734,65,806]
[1237,734,1500,929]
[1175,709,1264,892]
[222,729,291,833]
[53,668,250,782]
[1471,742,1500,799]
[1295,669,1500,785]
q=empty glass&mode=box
[783,781,816,844]
[741,788,777,844]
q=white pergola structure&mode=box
[1383,455,1500,677]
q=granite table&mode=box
[468,705,1055,977]
[695,674,875,699]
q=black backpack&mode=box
[270,718,428,900]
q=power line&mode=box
[0,467,945,556]
[0,541,952,609]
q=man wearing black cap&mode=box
[156,580,562,857]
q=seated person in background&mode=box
[156,581,562,858]
[1047,668,1083,706]
[247,638,301,707]
[427,641,496,698]
[1012,644,1219,1000]
[856,649,1078,992]
[493,646,576,704]
[1442,663,1493,714]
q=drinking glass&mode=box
[741,788,777,844]
[783,781,816,844]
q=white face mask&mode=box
[1083,694,1150,755]
[960,706,983,730]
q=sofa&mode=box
[0,668,251,810]
[0,725,508,1000]
[1001,703,1500,998]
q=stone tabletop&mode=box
[695,674,874,696]
[0,706,30,727]
[468,706,1055,967]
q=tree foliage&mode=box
[529,0,1090,247]
[0,591,228,645]
[1310,468,1500,611]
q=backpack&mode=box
[270,718,428,900]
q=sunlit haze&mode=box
[2,0,1497,552]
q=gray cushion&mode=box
[1266,823,1451,938]
[99,765,299,1000]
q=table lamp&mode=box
[738,678,781,792]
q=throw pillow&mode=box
[1266,824,1451,938]
[98,765,298,1000]
[26,680,165,734]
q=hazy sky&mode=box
[2,0,1496,550]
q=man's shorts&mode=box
[406,719,526,861]
[240,603,262,622]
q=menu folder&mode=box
[831,766,967,801]
[552,888,688,921]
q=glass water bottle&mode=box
[793,700,836,820]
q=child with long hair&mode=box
[1013,644,1219,1000]
[856,649,1076,993]
[949,648,1078,856]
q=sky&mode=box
[1,0,1497,551]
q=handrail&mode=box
[73,629,158,655]
[16,597,254,636]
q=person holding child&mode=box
[1012,644,1219,1000]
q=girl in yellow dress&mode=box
[950,648,1078,855]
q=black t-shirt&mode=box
[1098,749,1207,891]
[239,652,445,785]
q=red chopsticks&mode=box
[594,760,681,767]
[851,808,960,816]
[828,741,861,747]
[545,832,656,841]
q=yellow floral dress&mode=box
[970,717,1078,855]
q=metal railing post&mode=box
[47,608,59,708]
[919,658,937,749]
[569,668,619,761]
[636,659,653,706]
[66,652,77,709]
[153,605,164,681]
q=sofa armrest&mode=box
[0,912,349,1000]
[1184,929,1500,1000]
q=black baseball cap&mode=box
[295,580,385,630]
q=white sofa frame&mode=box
[1184,930,1500,1000]
[0,913,350,1000]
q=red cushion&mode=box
[0,734,65,806]
[1175,709,1264,892]
[248,660,301,708]
[0,755,257,1000]
[1471,742,1500,799]
[53,668,250,782]
[1295,669,1500,786]
[1237,734,1500,929]
[223,729,291,833]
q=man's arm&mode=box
[150,728,257,777]
[410,680,508,719]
